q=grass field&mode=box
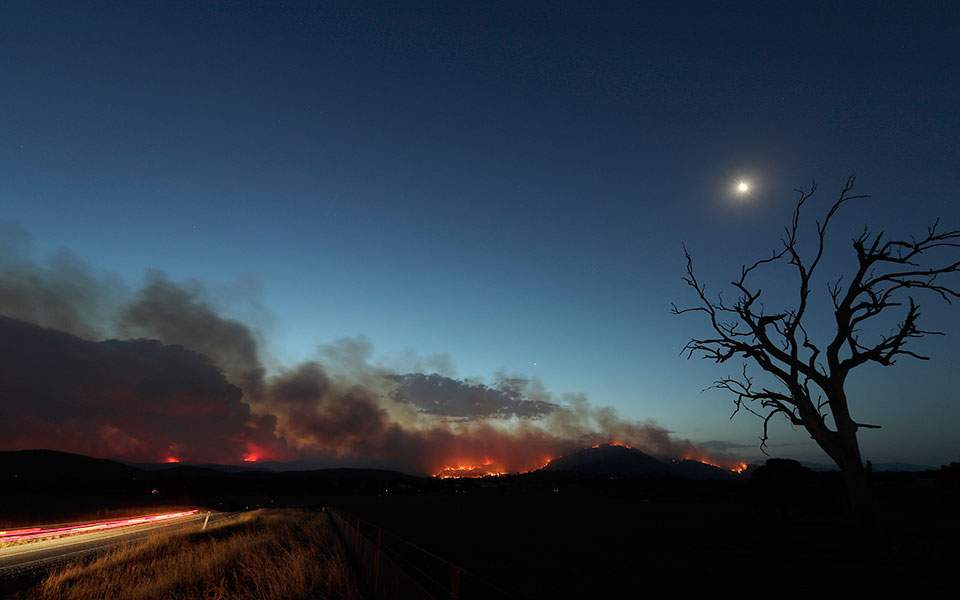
[25,510,359,600]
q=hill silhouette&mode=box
[543,444,670,476]
[0,449,143,484]
[541,444,739,480]
[669,459,736,480]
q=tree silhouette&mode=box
[674,177,960,516]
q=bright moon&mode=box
[736,180,750,194]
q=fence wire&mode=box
[325,508,517,600]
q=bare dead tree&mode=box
[673,177,960,516]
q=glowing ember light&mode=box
[681,452,749,474]
[591,440,632,449]
[434,463,506,479]
[241,443,270,464]
[163,456,181,463]
[0,510,199,543]
[433,457,509,479]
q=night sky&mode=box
[2,1,959,466]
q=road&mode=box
[0,510,235,576]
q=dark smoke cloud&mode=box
[265,362,387,450]
[387,373,559,420]
[0,222,126,340]
[0,316,283,463]
[120,272,267,399]
[0,227,740,472]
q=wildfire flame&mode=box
[434,457,505,479]
[434,466,505,479]
[681,452,749,474]
[432,444,748,479]
[592,440,632,449]
[242,443,271,464]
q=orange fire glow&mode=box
[434,454,556,478]
[432,445,748,479]
[242,443,271,464]
[592,440,632,449]
[433,456,507,479]
[681,452,749,474]
[163,456,181,463]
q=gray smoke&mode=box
[0,226,736,472]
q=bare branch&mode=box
[675,177,958,468]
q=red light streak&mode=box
[0,510,199,543]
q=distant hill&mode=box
[669,459,737,481]
[541,444,740,480]
[0,449,144,483]
[0,448,418,489]
[872,462,936,472]
[770,460,935,473]
[130,461,271,474]
[0,448,424,525]
[543,444,670,477]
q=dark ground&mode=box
[2,450,957,597]
[335,473,958,596]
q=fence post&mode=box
[451,565,462,599]
[372,527,383,592]
[356,518,361,549]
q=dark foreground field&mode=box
[2,451,957,598]
[340,489,958,596]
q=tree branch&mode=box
[675,177,958,457]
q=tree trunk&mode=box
[841,460,873,522]
[805,410,875,522]
[833,432,875,524]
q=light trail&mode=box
[0,510,235,577]
[0,510,199,543]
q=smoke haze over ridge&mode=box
[0,225,737,473]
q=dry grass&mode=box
[29,510,359,600]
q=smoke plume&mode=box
[0,227,738,473]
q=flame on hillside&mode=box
[433,454,558,479]
[681,451,748,474]
[432,441,748,479]
[592,440,631,449]
[434,457,506,479]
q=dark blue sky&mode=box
[2,1,959,464]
